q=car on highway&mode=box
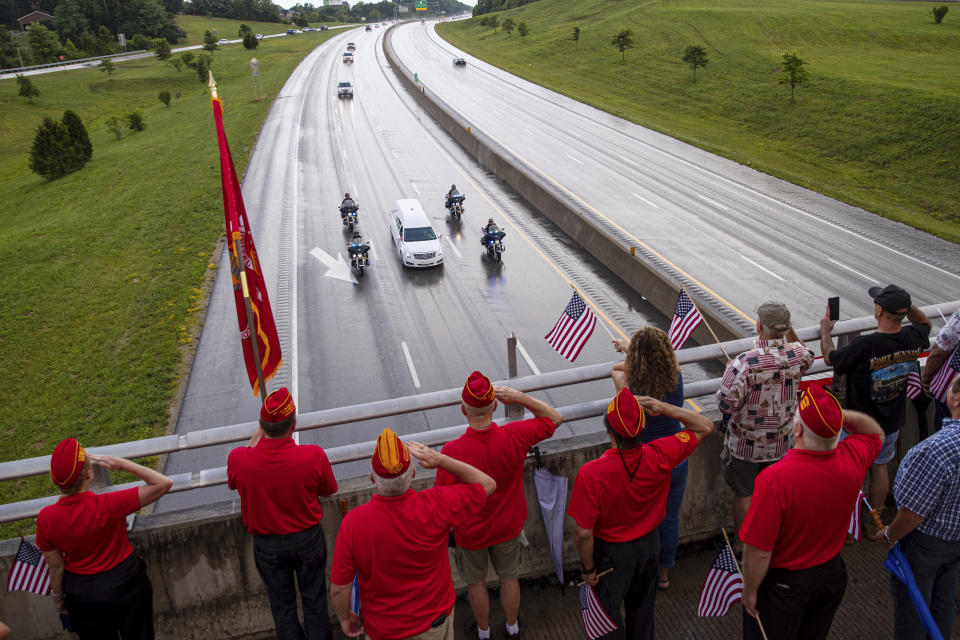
[365,25,372,31]
[390,199,443,268]
[320,25,329,31]
[346,42,356,51]
[453,57,466,66]
[342,52,354,64]
[286,28,295,35]
[337,81,354,99]
[218,38,229,45]
[303,27,315,32]
[255,33,264,40]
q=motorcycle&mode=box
[348,245,370,277]
[340,204,359,233]
[446,194,465,221]
[481,227,506,262]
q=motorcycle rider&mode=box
[340,193,357,219]
[347,230,370,265]
[445,185,461,209]
[481,218,501,246]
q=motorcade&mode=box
[446,193,465,221]
[320,25,329,30]
[342,206,358,232]
[342,52,354,64]
[453,57,466,66]
[480,223,506,261]
[337,81,354,98]
[348,242,370,276]
[286,28,296,35]
[390,200,443,268]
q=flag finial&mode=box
[208,71,218,99]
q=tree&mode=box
[194,52,211,83]
[61,109,92,168]
[517,21,528,42]
[243,31,258,49]
[105,115,126,139]
[933,5,949,23]
[202,29,218,52]
[293,14,308,27]
[159,90,171,106]
[28,24,62,63]
[99,57,115,75]
[17,74,40,103]
[30,117,72,179]
[126,109,145,131]
[779,50,808,101]
[95,25,115,56]
[62,38,80,59]
[502,17,514,37]
[180,50,195,67]
[682,44,708,81]
[238,23,252,38]
[53,0,89,46]
[571,26,580,49]
[154,37,171,61]
[611,29,633,62]
[489,15,498,33]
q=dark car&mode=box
[320,25,329,31]
[453,57,466,66]
[365,25,372,31]
[286,29,295,35]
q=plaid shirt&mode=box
[894,418,960,542]
[935,308,960,352]
[717,338,814,462]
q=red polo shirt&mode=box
[227,437,338,535]
[568,432,699,542]
[330,484,486,640]
[435,416,556,550]
[740,433,881,570]
[36,487,141,575]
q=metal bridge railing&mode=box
[0,300,955,523]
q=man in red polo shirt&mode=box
[740,385,883,640]
[570,388,714,639]
[435,371,563,640]
[227,388,338,640]
[330,428,496,640]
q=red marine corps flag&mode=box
[210,75,282,398]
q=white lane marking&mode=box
[740,255,785,281]
[444,235,461,258]
[566,153,585,166]
[515,339,541,376]
[411,181,421,196]
[632,192,659,208]
[391,149,398,159]
[352,184,358,196]
[698,194,729,211]
[522,128,534,135]
[368,241,378,262]
[401,341,421,388]
[828,258,872,281]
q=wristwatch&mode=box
[882,527,896,545]
[580,563,596,574]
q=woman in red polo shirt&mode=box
[612,327,687,591]
[36,438,173,639]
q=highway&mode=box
[158,24,676,510]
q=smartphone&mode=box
[828,296,840,321]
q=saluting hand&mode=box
[88,454,124,470]
[494,386,523,404]
[407,442,443,469]
[636,396,666,416]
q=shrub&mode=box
[29,117,72,179]
[159,90,171,107]
[180,51,195,67]
[195,53,211,83]
[169,57,183,72]
[105,115,126,140]
[933,5,949,23]
[130,34,151,50]
[17,74,39,103]
[202,30,217,52]
[61,110,93,167]
[98,58,115,76]
[154,38,172,62]
[238,23,252,38]
[243,31,258,50]
[126,109,145,132]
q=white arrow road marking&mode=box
[401,341,421,388]
[515,339,541,376]
[310,247,358,284]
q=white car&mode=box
[255,33,264,40]
[390,199,443,268]
[218,38,229,45]
[337,81,354,98]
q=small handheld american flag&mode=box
[7,538,51,596]
[579,583,618,639]
[545,290,597,362]
[929,347,960,403]
[697,545,743,617]
[906,362,922,400]
[848,490,865,541]
[668,290,703,350]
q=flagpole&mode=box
[722,528,770,640]
[574,567,613,587]
[568,282,619,341]
[682,285,731,360]
[860,494,886,539]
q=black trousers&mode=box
[63,554,154,640]
[592,530,660,640]
[743,554,847,640]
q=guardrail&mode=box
[1,50,147,75]
[1,300,955,523]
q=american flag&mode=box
[668,290,703,350]
[929,347,960,403]
[579,583,618,639]
[350,573,360,614]
[697,545,743,617]
[545,291,597,362]
[848,490,865,541]
[6,538,51,596]
[906,362,922,400]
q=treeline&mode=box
[472,0,539,17]
[182,0,280,22]
[288,0,470,25]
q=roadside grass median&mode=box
[439,0,960,242]
[0,28,335,538]
[175,14,298,45]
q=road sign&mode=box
[398,4,409,11]
[415,0,426,10]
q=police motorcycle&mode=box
[347,231,370,276]
[339,193,359,233]
[480,219,506,262]
[446,193,465,221]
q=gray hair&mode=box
[373,465,414,496]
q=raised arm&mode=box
[88,454,173,507]
[495,386,563,427]
[841,410,883,438]
[637,396,715,442]
[906,305,931,328]
[408,442,496,496]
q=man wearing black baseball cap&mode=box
[820,285,930,536]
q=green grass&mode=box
[175,15,295,45]
[0,27,336,537]
[438,0,960,241]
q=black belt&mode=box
[431,612,448,628]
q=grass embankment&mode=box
[0,20,335,537]
[175,14,296,45]
[438,0,960,242]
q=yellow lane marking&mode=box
[686,398,702,412]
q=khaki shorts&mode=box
[456,533,523,585]
[406,610,454,640]
[720,447,775,498]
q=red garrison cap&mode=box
[797,385,844,438]
[371,427,411,478]
[604,388,645,439]
[50,438,86,489]
[462,371,496,408]
[261,387,296,423]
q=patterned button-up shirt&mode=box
[935,307,960,352]
[894,418,960,542]
[717,338,815,462]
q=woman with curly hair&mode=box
[611,326,686,591]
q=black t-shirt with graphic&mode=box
[829,324,930,434]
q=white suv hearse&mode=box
[389,199,443,268]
